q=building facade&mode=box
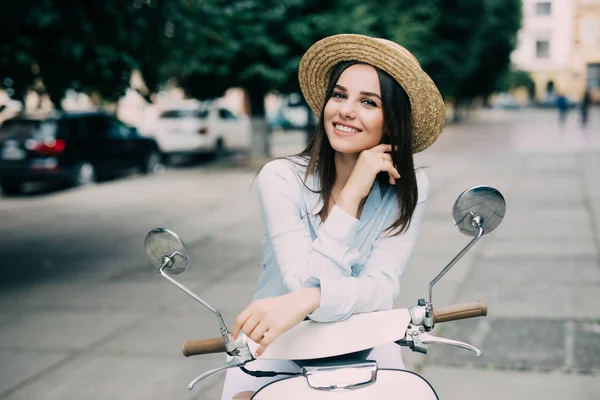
[511,0,600,103]
[573,0,600,102]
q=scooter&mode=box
[144,185,506,399]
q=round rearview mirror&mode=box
[452,186,506,237]
[144,228,189,275]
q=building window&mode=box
[581,20,598,45]
[535,2,552,16]
[588,64,600,90]
[536,40,550,58]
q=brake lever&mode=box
[397,325,482,357]
[418,332,481,357]
[188,333,254,390]
[188,355,249,390]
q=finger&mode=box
[232,308,252,338]
[381,160,400,178]
[388,166,401,179]
[380,156,400,177]
[381,153,394,165]
[241,315,261,338]
[371,144,393,153]
[255,329,278,357]
[388,173,396,185]
[249,321,269,343]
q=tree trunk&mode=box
[248,89,270,159]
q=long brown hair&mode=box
[293,60,419,235]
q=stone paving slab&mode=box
[482,237,598,259]
[454,259,600,319]
[428,318,600,373]
[422,366,600,400]
[491,207,593,239]
[1,354,225,400]
[0,350,67,395]
[0,310,145,350]
[95,313,224,358]
[0,281,181,313]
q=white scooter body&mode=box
[144,185,506,400]
[249,309,412,361]
[246,309,437,399]
[253,370,437,400]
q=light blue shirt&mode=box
[254,156,429,322]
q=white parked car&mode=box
[153,102,251,161]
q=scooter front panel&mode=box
[249,308,412,360]
[251,369,438,400]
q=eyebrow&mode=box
[334,84,382,100]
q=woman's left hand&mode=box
[231,288,321,357]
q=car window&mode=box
[159,109,208,119]
[0,119,57,141]
[218,109,238,121]
[85,116,110,139]
[57,117,84,139]
[84,115,130,139]
[108,118,132,139]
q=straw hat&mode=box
[298,34,445,153]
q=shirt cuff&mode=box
[308,279,349,322]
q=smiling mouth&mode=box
[333,123,361,135]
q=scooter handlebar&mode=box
[433,300,487,323]
[181,301,488,357]
[182,337,226,357]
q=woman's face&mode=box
[323,64,384,155]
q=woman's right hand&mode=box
[338,144,401,215]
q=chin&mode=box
[329,139,367,154]
[327,134,376,155]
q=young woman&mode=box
[222,34,446,400]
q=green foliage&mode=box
[454,0,523,101]
[499,68,535,99]
[372,0,491,98]
[1,0,524,112]
[174,0,375,114]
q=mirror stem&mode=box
[427,216,485,305]
[159,259,230,336]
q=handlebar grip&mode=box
[433,300,487,323]
[182,337,227,357]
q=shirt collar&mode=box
[304,173,386,232]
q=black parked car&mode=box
[0,111,162,195]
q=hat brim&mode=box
[298,34,445,153]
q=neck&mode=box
[333,152,359,190]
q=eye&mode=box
[362,99,378,107]
[331,91,346,99]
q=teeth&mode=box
[335,124,359,133]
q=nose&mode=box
[339,101,356,119]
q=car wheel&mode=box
[71,162,96,187]
[141,151,164,174]
[0,180,23,195]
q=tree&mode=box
[454,0,522,103]
[171,0,377,158]
[0,0,169,108]
[371,0,487,99]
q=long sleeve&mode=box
[310,172,428,321]
[257,159,429,323]
[257,160,361,292]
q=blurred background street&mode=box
[0,108,599,399]
[1,0,600,399]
